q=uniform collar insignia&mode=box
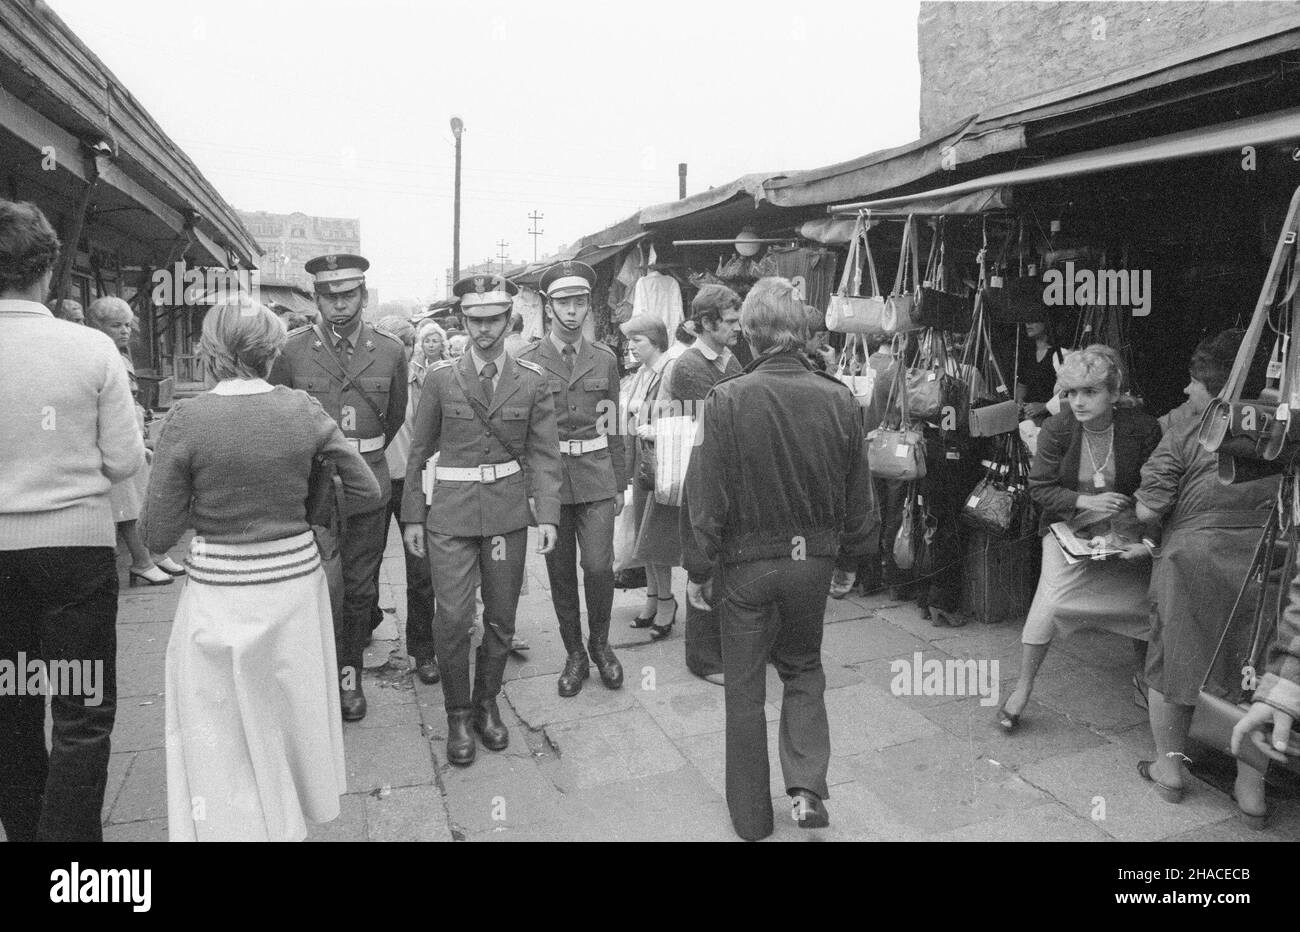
[313,339,322,349]
[365,339,374,349]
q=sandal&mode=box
[629,603,658,629]
[1230,793,1272,831]
[649,597,677,641]
[1137,760,1185,803]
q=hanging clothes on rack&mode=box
[769,245,839,313]
[632,268,684,336]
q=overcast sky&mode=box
[52,0,922,302]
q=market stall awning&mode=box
[259,281,316,317]
[762,116,1026,209]
[640,173,785,226]
[831,106,1300,214]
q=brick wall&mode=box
[918,1,1296,134]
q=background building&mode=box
[237,209,360,290]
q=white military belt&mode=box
[434,461,522,483]
[345,436,385,453]
[560,435,608,456]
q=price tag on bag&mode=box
[990,274,1004,289]
[895,444,909,458]
[966,494,981,508]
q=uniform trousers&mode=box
[544,498,616,653]
[0,547,118,842]
[719,555,835,841]
[425,528,527,710]
[331,494,390,682]
[375,478,435,661]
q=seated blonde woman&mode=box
[997,345,1162,732]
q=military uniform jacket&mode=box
[268,321,408,508]
[400,352,562,537]
[517,337,626,504]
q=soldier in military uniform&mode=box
[268,254,407,722]
[401,273,561,766]
[518,261,627,697]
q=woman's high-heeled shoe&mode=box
[630,599,658,629]
[1137,760,1185,803]
[153,555,186,576]
[129,566,174,587]
[649,596,677,641]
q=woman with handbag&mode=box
[620,314,681,637]
[997,345,1162,732]
[142,298,381,840]
[1132,332,1277,824]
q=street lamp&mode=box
[450,116,464,284]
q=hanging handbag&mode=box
[826,212,887,335]
[961,264,1021,438]
[882,215,922,335]
[1201,188,1300,472]
[893,484,917,571]
[915,218,972,332]
[867,347,927,481]
[1189,488,1300,774]
[835,333,876,408]
[960,435,1029,537]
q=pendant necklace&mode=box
[1083,423,1114,490]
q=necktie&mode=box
[480,360,497,405]
[333,334,351,365]
[562,344,576,374]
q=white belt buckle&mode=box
[480,464,497,483]
[565,440,583,456]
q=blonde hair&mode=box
[1055,344,1132,402]
[416,318,447,344]
[740,277,804,355]
[199,296,286,380]
[86,295,134,328]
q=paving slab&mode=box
[110,697,166,753]
[925,801,1112,842]
[440,749,568,835]
[823,682,944,756]
[343,724,435,793]
[764,779,928,842]
[504,671,639,729]
[841,733,1049,835]
[545,707,688,791]
[1017,743,1242,841]
[675,719,857,801]
[820,616,934,664]
[364,785,453,841]
[634,676,779,739]
[106,748,168,824]
[102,818,168,842]
[922,693,1112,771]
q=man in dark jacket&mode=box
[682,277,878,841]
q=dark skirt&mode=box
[1146,522,1267,705]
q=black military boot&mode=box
[340,685,366,722]
[588,640,624,690]
[445,709,476,766]
[557,651,590,697]
[473,698,509,751]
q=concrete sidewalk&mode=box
[8,526,1298,842]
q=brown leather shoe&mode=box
[588,641,624,690]
[557,651,590,697]
[340,687,367,722]
[472,698,509,751]
[446,709,476,766]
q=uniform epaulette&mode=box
[373,328,405,347]
[429,359,456,371]
[287,324,315,337]
[515,357,544,375]
[590,340,617,357]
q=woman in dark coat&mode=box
[998,345,1162,731]
[1134,332,1278,823]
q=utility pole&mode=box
[496,239,510,276]
[450,116,464,281]
[678,162,687,199]
[528,211,544,261]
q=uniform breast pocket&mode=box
[444,403,474,420]
[548,379,565,394]
[582,378,610,393]
[501,406,528,439]
[359,376,391,409]
[293,377,331,397]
